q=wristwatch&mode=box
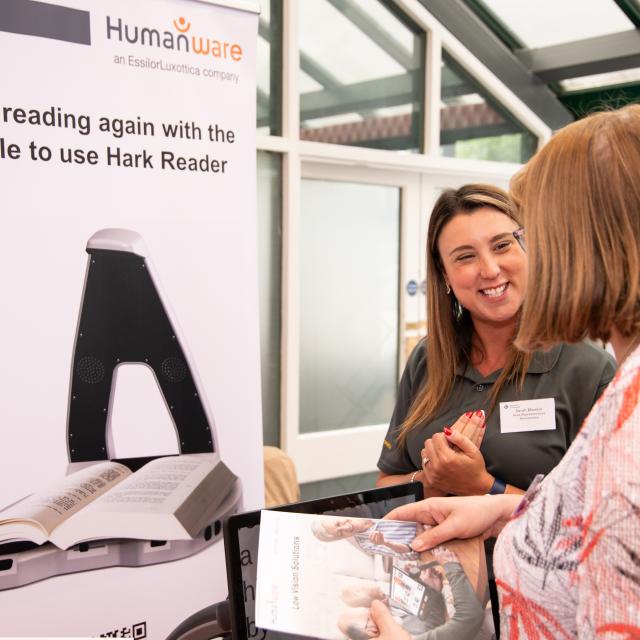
[488,476,507,495]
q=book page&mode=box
[255,511,493,640]
[0,461,131,541]
[86,453,218,514]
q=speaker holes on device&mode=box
[76,356,105,384]
[161,356,187,383]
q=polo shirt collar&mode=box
[456,344,563,384]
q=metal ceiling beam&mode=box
[461,0,525,50]
[300,73,419,120]
[440,121,517,145]
[298,51,378,119]
[516,30,640,83]
[299,69,503,123]
[326,0,418,69]
[417,0,573,129]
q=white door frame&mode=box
[281,162,419,484]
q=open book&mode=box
[255,511,493,640]
[0,453,237,550]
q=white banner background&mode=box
[0,0,262,636]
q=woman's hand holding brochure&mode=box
[385,493,521,551]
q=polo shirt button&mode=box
[474,384,485,391]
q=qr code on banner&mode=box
[99,621,147,638]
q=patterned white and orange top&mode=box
[494,344,640,639]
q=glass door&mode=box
[284,163,421,483]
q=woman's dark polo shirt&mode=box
[378,340,616,491]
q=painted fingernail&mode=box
[481,422,486,429]
[475,409,484,417]
[464,411,473,418]
[444,427,452,436]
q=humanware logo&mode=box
[106,15,243,62]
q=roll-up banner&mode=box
[0,0,262,636]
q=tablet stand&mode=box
[0,229,241,591]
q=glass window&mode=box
[440,50,538,163]
[257,0,282,135]
[299,179,399,433]
[257,151,282,446]
[299,0,424,151]
[479,0,633,49]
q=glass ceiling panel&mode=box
[560,68,640,92]
[481,0,634,49]
[300,1,407,84]
[299,0,424,151]
[440,50,537,163]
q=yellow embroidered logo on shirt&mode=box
[383,439,392,449]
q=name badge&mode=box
[499,398,556,433]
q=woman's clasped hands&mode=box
[421,409,494,497]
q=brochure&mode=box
[255,511,494,640]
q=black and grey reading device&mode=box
[0,229,241,590]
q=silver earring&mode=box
[446,283,451,295]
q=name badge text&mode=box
[500,398,556,433]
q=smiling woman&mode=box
[438,207,526,328]
[376,184,616,502]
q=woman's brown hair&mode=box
[513,105,640,350]
[398,184,531,442]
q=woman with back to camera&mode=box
[376,184,615,500]
[374,105,640,638]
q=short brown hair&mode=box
[513,105,640,350]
